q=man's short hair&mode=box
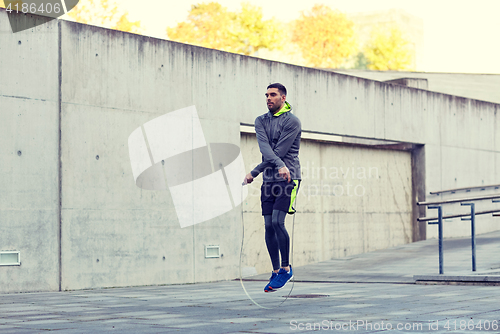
[267,83,287,97]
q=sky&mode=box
[99,0,500,74]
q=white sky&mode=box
[113,0,500,74]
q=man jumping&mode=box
[244,83,301,293]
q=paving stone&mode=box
[1,231,500,333]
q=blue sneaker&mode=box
[269,265,293,291]
[264,272,278,293]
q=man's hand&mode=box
[243,173,254,185]
[278,166,291,183]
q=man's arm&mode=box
[244,117,276,183]
[250,116,299,182]
[248,161,290,183]
[245,161,272,184]
[250,161,272,178]
[273,116,301,159]
[249,116,286,180]
[254,117,286,169]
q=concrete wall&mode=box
[333,69,500,104]
[2,9,500,292]
[58,21,247,291]
[0,12,60,292]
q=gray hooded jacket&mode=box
[251,101,301,182]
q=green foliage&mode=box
[230,3,282,55]
[352,52,369,70]
[364,25,414,71]
[167,2,282,56]
[167,3,232,51]
[291,4,357,68]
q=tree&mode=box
[364,25,414,71]
[230,3,282,55]
[166,2,282,56]
[167,2,232,51]
[291,4,356,68]
[346,52,370,70]
[67,0,142,34]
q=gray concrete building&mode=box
[333,69,500,104]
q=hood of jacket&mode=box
[271,101,292,117]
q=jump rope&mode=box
[238,182,297,309]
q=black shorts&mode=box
[261,180,300,215]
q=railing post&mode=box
[428,206,443,274]
[461,203,476,272]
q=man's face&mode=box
[266,88,285,113]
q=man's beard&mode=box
[268,102,282,113]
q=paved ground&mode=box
[1,231,500,333]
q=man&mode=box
[243,83,301,293]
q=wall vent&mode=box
[0,251,20,266]
[204,245,220,258]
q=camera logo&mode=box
[4,0,79,33]
[128,106,248,228]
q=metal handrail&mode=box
[420,198,500,275]
[430,184,500,195]
[417,209,500,222]
[417,194,500,206]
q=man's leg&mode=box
[265,182,296,291]
[264,214,280,272]
[270,180,299,271]
[266,209,293,291]
[261,182,281,292]
[271,209,290,270]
